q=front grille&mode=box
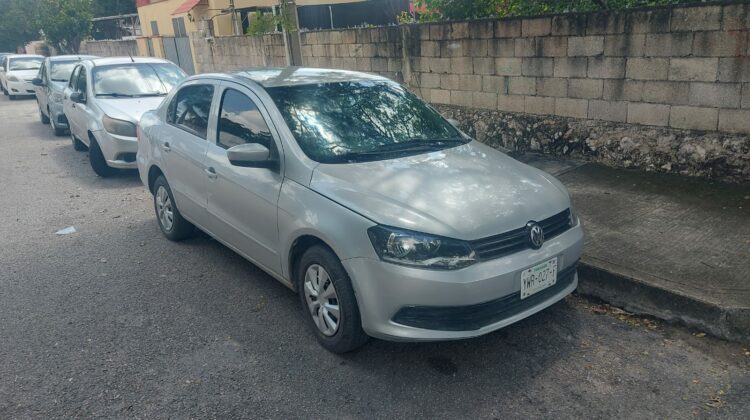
[470,209,571,261]
[391,261,578,331]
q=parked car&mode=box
[0,54,44,100]
[33,55,97,135]
[137,68,583,353]
[63,57,186,177]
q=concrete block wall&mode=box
[79,40,139,57]
[191,33,287,73]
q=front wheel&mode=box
[152,175,194,241]
[88,138,117,177]
[298,245,369,353]
[8,95,16,100]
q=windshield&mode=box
[49,61,80,82]
[266,81,465,163]
[9,57,42,71]
[92,63,186,97]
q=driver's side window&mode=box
[167,84,214,139]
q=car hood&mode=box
[96,97,165,124]
[310,141,571,240]
[8,69,39,80]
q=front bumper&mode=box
[92,130,138,169]
[343,223,584,341]
[7,79,35,95]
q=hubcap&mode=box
[155,186,174,232]
[304,264,341,336]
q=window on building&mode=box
[172,17,187,37]
[150,20,159,36]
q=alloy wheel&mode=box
[155,186,174,232]
[304,264,341,336]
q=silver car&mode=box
[137,68,583,353]
[33,55,97,135]
[62,57,186,177]
[0,54,44,100]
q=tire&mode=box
[152,175,194,241]
[88,138,118,177]
[70,129,86,150]
[39,105,50,124]
[53,119,67,137]
[9,95,16,100]
[298,245,369,353]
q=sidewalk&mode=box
[514,153,750,343]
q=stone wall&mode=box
[191,34,287,72]
[79,40,139,57]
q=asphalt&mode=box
[1,95,749,418]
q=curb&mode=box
[576,257,750,344]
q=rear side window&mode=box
[217,88,273,150]
[168,84,214,139]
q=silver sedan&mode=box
[137,68,584,353]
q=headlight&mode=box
[102,115,137,137]
[7,75,19,82]
[569,204,579,227]
[367,225,476,270]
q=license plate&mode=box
[520,258,558,299]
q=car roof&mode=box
[229,67,390,88]
[88,56,173,67]
[6,54,44,59]
[49,55,97,62]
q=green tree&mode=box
[0,0,42,52]
[38,0,93,54]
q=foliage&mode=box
[38,0,93,54]
[246,12,279,36]
[413,0,702,21]
[0,0,42,52]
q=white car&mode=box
[1,54,44,100]
[62,57,186,176]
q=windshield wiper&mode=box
[133,92,167,97]
[323,138,467,163]
[51,78,69,82]
[96,93,136,98]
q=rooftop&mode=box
[232,67,389,88]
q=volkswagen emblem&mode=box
[526,222,544,249]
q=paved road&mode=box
[0,95,748,419]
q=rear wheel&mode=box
[152,176,194,241]
[88,138,117,177]
[298,245,369,353]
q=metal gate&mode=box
[162,37,195,75]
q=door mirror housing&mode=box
[32,77,45,87]
[227,143,276,168]
[70,91,85,104]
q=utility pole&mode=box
[281,0,303,66]
[229,0,241,35]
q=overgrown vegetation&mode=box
[408,0,718,21]
[38,0,93,53]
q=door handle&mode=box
[205,167,218,180]
[163,142,171,152]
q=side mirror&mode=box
[32,77,44,87]
[447,118,461,128]
[227,143,276,168]
[70,91,85,104]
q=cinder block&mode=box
[551,14,587,36]
[742,84,750,108]
[627,103,670,126]
[626,58,669,80]
[473,57,495,75]
[441,74,460,90]
[465,39,489,56]
[440,40,463,57]
[722,4,750,30]
[387,58,402,72]
[641,81,689,105]
[431,89,451,104]
[567,36,604,56]
[420,41,440,57]
[555,98,588,118]
[644,33,693,57]
[450,90,473,107]
[604,34,645,57]
[371,57,388,72]
[419,72,441,89]
[508,77,536,95]
[692,32,748,57]
[429,24,446,41]
[341,30,356,44]
[669,106,718,131]
[355,57,372,71]
[514,38,538,57]
[625,9,671,33]
[525,96,556,115]
[489,39,515,57]
[536,77,568,97]
[473,91,497,109]
[459,74,482,91]
[355,29,372,44]
[568,79,603,99]
[468,20,494,39]
[312,44,327,57]
[522,58,554,77]
[522,17,551,37]
[451,57,473,74]
[495,58,522,76]
[718,109,750,132]
[428,57,451,74]
[587,57,626,79]
[718,57,750,82]
[482,75,506,93]
[329,31,342,44]
[554,57,588,78]
[450,22,469,40]
[671,6,721,32]
[669,58,718,82]
[588,100,628,122]
[539,37,568,57]
[497,95,526,112]
[495,20,522,38]
[586,12,626,35]
[688,82,741,108]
